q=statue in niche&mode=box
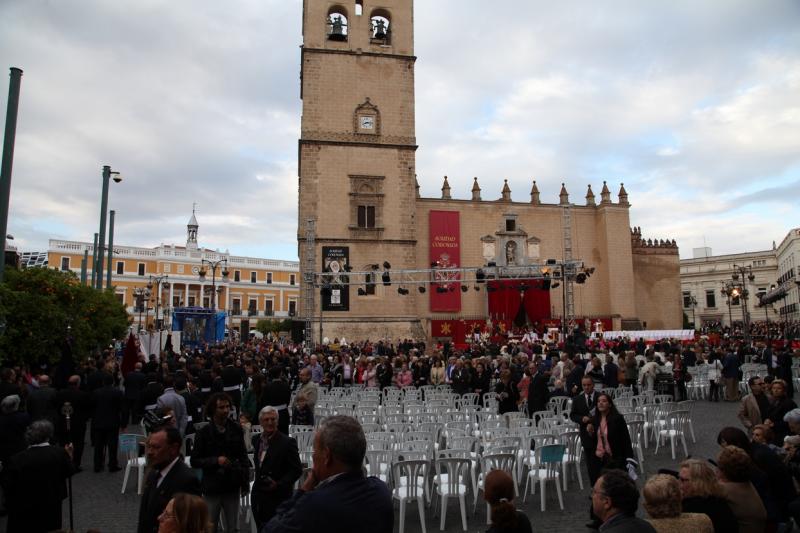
[506,241,517,265]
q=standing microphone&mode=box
[61,402,75,532]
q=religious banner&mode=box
[429,211,461,312]
[321,246,350,311]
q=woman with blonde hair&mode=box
[483,469,532,533]
[158,492,212,533]
[643,474,713,532]
[678,459,738,532]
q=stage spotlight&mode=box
[418,286,426,294]
[474,286,480,291]
[397,287,409,295]
[576,272,587,284]
[476,268,486,283]
[585,267,595,276]
[381,271,391,286]
[551,282,560,289]
[460,285,468,293]
[436,286,448,294]
[357,288,367,296]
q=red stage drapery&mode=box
[487,280,551,325]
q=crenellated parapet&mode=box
[630,226,679,254]
[431,176,631,206]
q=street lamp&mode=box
[732,263,756,346]
[148,274,169,350]
[194,258,229,311]
[133,286,151,332]
[95,165,122,290]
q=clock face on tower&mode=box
[360,115,375,130]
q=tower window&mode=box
[370,10,391,43]
[355,0,363,16]
[357,205,376,228]
[506,219,516,232]
[234,270,241,282]
[116,261,124,275]
[327,8,348,41]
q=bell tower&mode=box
[297,0,420,339]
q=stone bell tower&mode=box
[297,0,422,339]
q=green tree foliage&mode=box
[255,318,293,336]
[0,267,129,366]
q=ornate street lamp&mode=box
[148,274,170,350]
[194,258,229,311]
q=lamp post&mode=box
[194,258,229,311]
[133,286,151,332]
[148,274,169,352]
[721,285,734,331]
[732,263,755,346]
[689,296,697,330]
[95,165,122,290]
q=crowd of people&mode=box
[0,326,799,532]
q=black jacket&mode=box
[526,372,549,413]
[589,411,634,464]
[251,431,303,525]
[570,391,599,448]
[3,444,74,533]
[137,458,201,533]
[91,384,125,430]
[124,370,147,400]
[190,418,249,495]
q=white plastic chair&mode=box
[119,433,146,494]
[655,409,689,460]
[474,453,517,524]
[392,460,429,533]
[433,458,470,531]
[523,443,565,511]
[559,430,583,490]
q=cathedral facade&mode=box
[297,0,681,343]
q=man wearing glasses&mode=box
[738,376,769,434]
[591,470,655,532]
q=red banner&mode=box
[429,211,461,312]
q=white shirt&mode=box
[157,455,181,487]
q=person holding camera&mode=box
[190,393,249,533]
[251,406,302,530]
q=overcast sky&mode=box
[1,0,798,262]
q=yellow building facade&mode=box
[48,213,300,333]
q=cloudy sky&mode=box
[1,0,798,262]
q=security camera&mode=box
[112,174,122,183]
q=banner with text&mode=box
[321,246,350,311]
[429,211,461,312]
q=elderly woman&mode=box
[484,469,532,533]
[0,394,30,466]
[716,445,767,533]
[644,474,713,532]
[678,458,738,533]
[495,369,519,415]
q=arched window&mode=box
[327,6,349,42]
[370,9,391,44]
[355,0,363,16]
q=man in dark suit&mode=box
[27,374,57,423]
[591,470,656,532]
[603,355,619,389]
[527,362,549,415]
[570,376,599,471]
[137,426,201,533]
[123,362,147,426]
[2,420,75,533]
[450,359,472,396]
[54,374,92,471]
[91,372,124,472]
[264,415,392,533]
[251,406,302,529]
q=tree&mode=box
[0,267,129,366]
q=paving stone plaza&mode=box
[0,397,742,533]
